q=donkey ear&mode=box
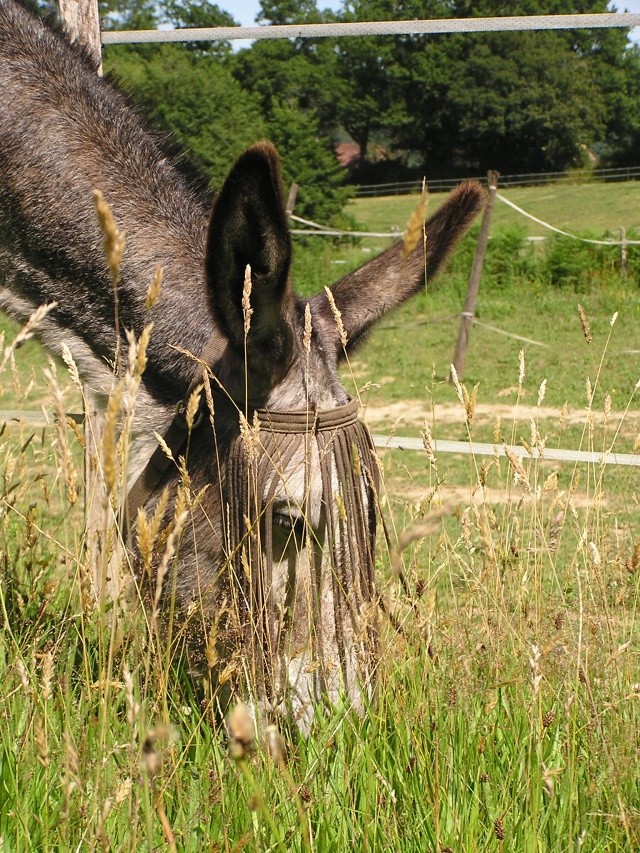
[205,142,293,363]
[312,181,486,354]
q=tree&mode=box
[332,0,639,175]
[104,45,267,188]
[266,100,351,223]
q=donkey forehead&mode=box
[263,311,348,411]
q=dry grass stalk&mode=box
[16,659,30,695]
[303,302,312,354]
[450,365,478,428]
[265,724,287,768]
[227,702,255,761]
[578,304,592,344]
[242,263,253,337]
[62,731,82,805]
[60,342,82,390]
[93,189,125,286]
[102,382,123,494]
[185,384,203,431]
[503,445,532,492]
[205,597,229,671]
[41,650,53,702]
[153,506,189,613]
[518,349,525,387]
[133,323,153,380]
[585,377,594,409]
[537,379,547,408]
[136,487,169,578]
[390,522,435,577]
[123,665,140,730]
[324,286,348,349]
[461,507,473,552]
[530,643,542,697]
[403,184,428,257]
[34,713,49,768]
[146,265,163,310]
[153,430,175,463]
[203,370,215,428]
[421,420,437,470]
[1,302,57,372]
[450,363,464,407]
[45,362,79,506]
[239,411,261,462]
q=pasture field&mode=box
[1,181,640,850]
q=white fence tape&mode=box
[495,192,640,246]
[101,14,640,45]
[373,434,640,467]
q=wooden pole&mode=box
[58,0,116,603]
[450,170,498,383]
[285,182,299,216]
[58,0,102,71]
[620,226,627,277]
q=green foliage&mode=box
[266,101,351,223]
[104,44,267,188]
[325,0,640,176]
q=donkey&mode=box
[0,0,485,726]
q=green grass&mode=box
[2,181,640,850]
[350,179,640,237]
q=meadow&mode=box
[1,179,639,851]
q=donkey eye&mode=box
[273,511,307,542]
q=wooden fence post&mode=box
[620,226,628,278]
[58,0,116,602]
[450,170,498,383]
[286,182,299,216]
[58,0,102,70]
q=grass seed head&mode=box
[303,302,312,354]
[518,349,525,386]
[421,420,437,469]
[403,187,428,258]
[324,286,348,349]
[578,303,592,344]
[93,189,125,285]
[185,384,203,431]
[537,379,547,408]
[227,702,255,761]
[265,724,287,768]
[146,265,163,310]
[242,264,253,337]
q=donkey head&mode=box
[176,142,485,728]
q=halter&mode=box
[125,374,370,535]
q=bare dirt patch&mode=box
[388,482,602,512]
[364,399,640,434]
